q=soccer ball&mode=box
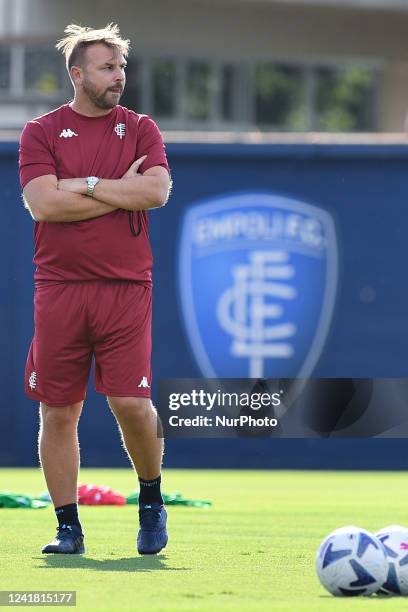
[375,525,408,595]
[316,526,387,596]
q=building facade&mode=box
[0,0,407,132]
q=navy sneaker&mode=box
[42,524,85,554]
[137,503,168,554]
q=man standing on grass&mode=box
[19,23,171,555]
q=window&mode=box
[24,46,63,93]
[0,46,10,90]
[186,61,212,121]
[221,64,239,121]
[255,63,304,129]
[315,66,376,131]
[152,59,176,118]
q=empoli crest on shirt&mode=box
[178,192,338,378]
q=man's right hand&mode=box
[122,155,147,179]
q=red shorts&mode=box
[25,280,152,406]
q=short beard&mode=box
[82,76,121,110]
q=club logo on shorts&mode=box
[59,129,78,138]
[138,376,150,388]
[28,371,37,390]
[178,192,338,378]
[114,123,126,139]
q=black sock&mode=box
[138,475,163,505]
[55,503,82,533]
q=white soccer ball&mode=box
[375,525,408,595]
[316,526,387,596]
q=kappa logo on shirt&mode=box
[138,376,150,389]
[59,129,78,138]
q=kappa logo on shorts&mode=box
[28,371,37,390]
[138,376,150,388]
[59,129,78,138]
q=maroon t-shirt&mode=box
[19,103,170,285]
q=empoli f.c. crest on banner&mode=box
[178,192,338,378]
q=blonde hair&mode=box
[56,23,130,71]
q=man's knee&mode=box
[108,396,154,424]
[40,401,83,429]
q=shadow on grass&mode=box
[319,595,395,600]
[34,554,190,573]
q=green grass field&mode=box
[1,468,408,611]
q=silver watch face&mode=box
[87,176,100,196]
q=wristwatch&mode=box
[86,176,100,197]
